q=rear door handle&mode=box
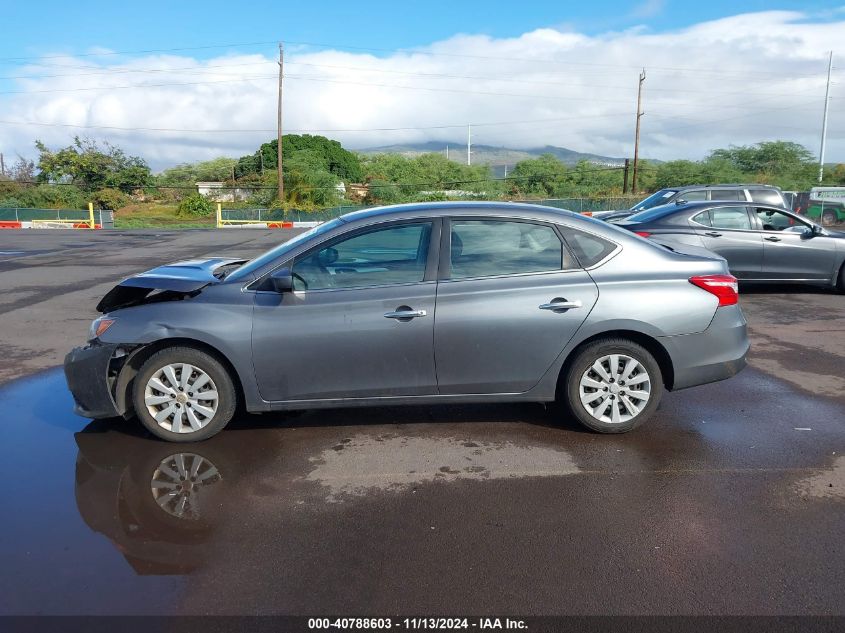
[764,236,781,242]
[705,231,723,237]
[384,309,427,319]
[539,299,582,311]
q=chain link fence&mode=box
[219,205,367,224]
[220,198,639,224]
[519,197,640,212]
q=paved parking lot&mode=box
[0,229,843,615]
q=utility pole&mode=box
[504,164,508,179]
[622,158,630,194]
[467,124,472,166]
[260,151,264,175]
[818,51,833,183]
[632,69,646,193]
[0,153,5,177]
[446,144,449,161]
[277,42,284,204]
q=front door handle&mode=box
[705,231,723,237]
[539,299,582,311]
[384,308,427,319]
[764,236,781,242]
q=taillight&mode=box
[635,231,651,238]
[689,274,739,307]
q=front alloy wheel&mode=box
[144,363,219,434]
[133,346,237,442]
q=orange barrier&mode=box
[71,223,102,229]
[266,221,295,229]
[0,221,22,229]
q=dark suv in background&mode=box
[594,184,788,222]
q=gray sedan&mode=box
[65,202,749,442]
[614,201,845,289]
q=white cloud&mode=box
[630,0,666,19]
[0,9,842,171]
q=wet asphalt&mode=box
[0,229,843,616]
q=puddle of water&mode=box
[303,433,580,502]
[794,455,845,499]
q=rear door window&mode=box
[692,211,712,226]
[709,189,744,201]
[707,206,753,230]
[560,227,618,267]
[749,189,784,206]
[449,220,568,279]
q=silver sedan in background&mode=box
[65,202,749,442]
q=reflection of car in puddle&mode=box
[150,453,222,520]
[73,422,276,575]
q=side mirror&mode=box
[812,224,825,236]
[269,268,293,293]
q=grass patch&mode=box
[113,202,216,228]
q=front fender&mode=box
[98,285,267,412]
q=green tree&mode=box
[235,135,363,182]
[708,141,817,187]
[35,137,151,193]
[157,157,238,185]
[508,154,569,197]
[282,151,342,208]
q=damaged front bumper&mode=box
[64,342,124,419]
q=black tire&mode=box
[821,210,837,226]
[560,338,664,434]
[838,263,845,294]
[132,346,237,442]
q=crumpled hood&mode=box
[96,257,246,313]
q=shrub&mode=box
[177,193,214,217]
[92,188,130,210]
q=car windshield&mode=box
[625,203,680,223]
[226,218,345,281]
[631,189,677,211]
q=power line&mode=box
[4,57,835,98]
[11,164,632,192]
[1,60,276,80]
[0,112,633,134]
[0,35,833,82]
[0,75,277,95]
[0,40,279,63]
[281,38,833,79]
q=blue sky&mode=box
[2,0,840,60]
[1,2,843,167]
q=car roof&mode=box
[671,183,782,191]
[636,200,789,217]
[339,200,583,224]
[673,200,785,209]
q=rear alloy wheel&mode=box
[562,338,663,433]
[133,347,236,442]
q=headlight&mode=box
[89,317,115,340]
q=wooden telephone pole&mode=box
[818,51,833,182]
[632,69,646,194]
[277,43,284,204]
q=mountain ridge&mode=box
[357,141,631,168]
